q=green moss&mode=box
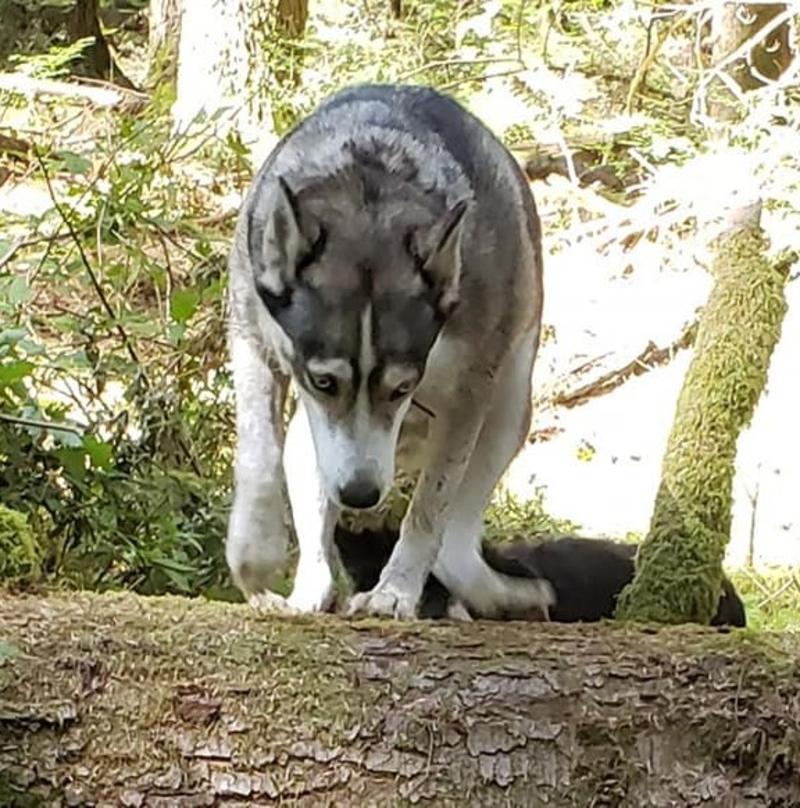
[617,225,789,624]
[0,505,42,585]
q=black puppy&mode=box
[483,536,746,627]
[334,526,746,626]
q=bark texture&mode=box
[2,590,799,806]
[616,201,789,625]
[711,2,794,91]
[66,0,136,89]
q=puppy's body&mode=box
[335,526,747,627]
[226,83,550,619]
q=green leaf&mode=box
[7,275,31,304]
[84,436,113,470]
[0,641,21,663]
[0,360,34,384]
[55,446,87,482]
[170,288,200,325]
[56,150,92,176]
[0,328,27,346]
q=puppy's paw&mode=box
[467,574,555,620]
[346,584,419,620]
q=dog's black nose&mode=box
[339,477,381,509]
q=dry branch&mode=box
[543,319,699,412]
[512,138,642,194]
[0,72,147,109]
[1,591,799,805]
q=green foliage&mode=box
[730,568,800,633]
[0,504,42,584]
[485,488,580,542]
[9,35,96,79]
[1,87,243,600]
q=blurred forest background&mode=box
[1,0,799,626]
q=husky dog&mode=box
[225,83,551,619]
[335,526,747,627]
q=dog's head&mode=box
[247,172,469,509]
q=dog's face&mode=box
[248,175,469,509]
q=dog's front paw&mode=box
[346,584,419,620]
[248,590,299,615]
[284,558,336,614]
[287,576,335,614]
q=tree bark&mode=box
[711,2,794,91]
[66,0,136,89]
[275,0,309,39]
[2,590,799,805]
[616,200,789,625]
[169,0,309,168]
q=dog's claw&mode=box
[446,599,474,621]
[286,586,335,614]
[346,585,419,619]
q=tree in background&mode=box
[616,200,790,624]
[151,0,309,167]
[67,0,137,88]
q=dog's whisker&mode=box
[411,398,436,418]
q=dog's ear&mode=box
[416,200,469,316]
[249,177,324,309]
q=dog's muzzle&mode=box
[338,472,382,509]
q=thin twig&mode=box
[439,65,526,93]
[0,232,74,271]
[399,57,520,82]
[0,411,84,437]
[34,150,145,379]
[626,9,685,115]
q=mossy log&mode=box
[616,200,789,625]
[2,591,800,805]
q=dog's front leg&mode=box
[346,406,484,619]
[226,332,292,609]
[283,401,340,613]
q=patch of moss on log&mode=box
[0,505,41,584]
[616,203,789,625]
[2,590,800,805]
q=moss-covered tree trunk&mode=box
[2,591,799,805]
[616,201,789,625]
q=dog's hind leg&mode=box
[283,400,340,613]
[432,330,554,618]
[226,333,293,606]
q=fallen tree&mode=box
[1,591,799,805]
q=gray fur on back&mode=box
[230,84,543,364]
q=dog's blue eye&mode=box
[390,381,414,401]
[311,374,338,395]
